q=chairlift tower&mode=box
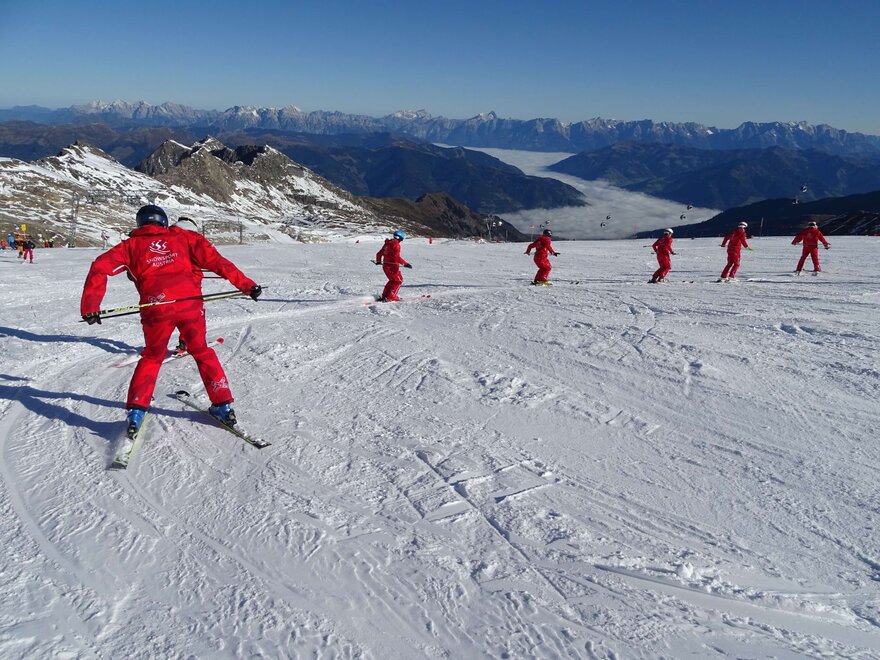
[68,193,83,247]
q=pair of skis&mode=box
[365,293,432,305]
[109,390,269,470]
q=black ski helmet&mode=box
[136,204,168,227]
[543,229,552,237]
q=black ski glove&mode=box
[375,260,383,266]
[249,285,263,301]
[83,313,102,325]
[403,263,412,269]
[553,252,560,256]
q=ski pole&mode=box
[87,293,246,321]
[95,289,246,316]
[81,291,250,322]
[371,260,411,267]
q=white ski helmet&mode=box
[738,221,748,228]
[663,228,673,235]
[174,217,199,232]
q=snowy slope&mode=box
[0,237,878,658]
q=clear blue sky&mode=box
[2,0,878,134]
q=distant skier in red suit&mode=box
[525,229,559,285]
[792,221,830,274]
[719,221,750,281]
[375,230,411,301]
[650,229,675,283]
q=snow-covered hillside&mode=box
[0,142,391,248]
[1,237,878,658]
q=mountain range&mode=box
[4,100,880,240]
[549,142,880,209]
[3,100,880,156]
[0,139,525,246]
[0,123,585,215]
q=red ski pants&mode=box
[381,264,403,301]
[533,255,552,282]
[721,248,741,278]
[21,248,33,262]
[796,246,821,272]
[653,253,671,281]
[127,309,232,409]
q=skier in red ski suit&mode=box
[80,205,261,429]
[525,229,559,284]
[650,229,675,283]
[719,221,750,281]
[21,238,35,263]
[792,221,830,273]
[375,230,411,301]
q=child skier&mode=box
[718,221,750,282]
[792,221,830,274]
[80,205,262,437]
[650,229,675,283]
[525,229,559,285]
[375,230,411,302]
[21,237,35,264]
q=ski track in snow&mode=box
[0,237,879,658]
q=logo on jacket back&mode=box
[148,240,170,255]
[145,239,178,267]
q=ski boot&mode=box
[126,409,146,439]
[208,402,237,426]
[175,338,187,355]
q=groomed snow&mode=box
[0,237,878,658]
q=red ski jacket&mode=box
[792,227,829,248]
[722,228,750,250]
[526,235,557,258]
[652,235,674,255]
[81,224,255,319]
[375,239,409,267]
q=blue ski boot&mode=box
[126,409,146,438]
[208,402,237,427]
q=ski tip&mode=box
[174,390,191,398]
